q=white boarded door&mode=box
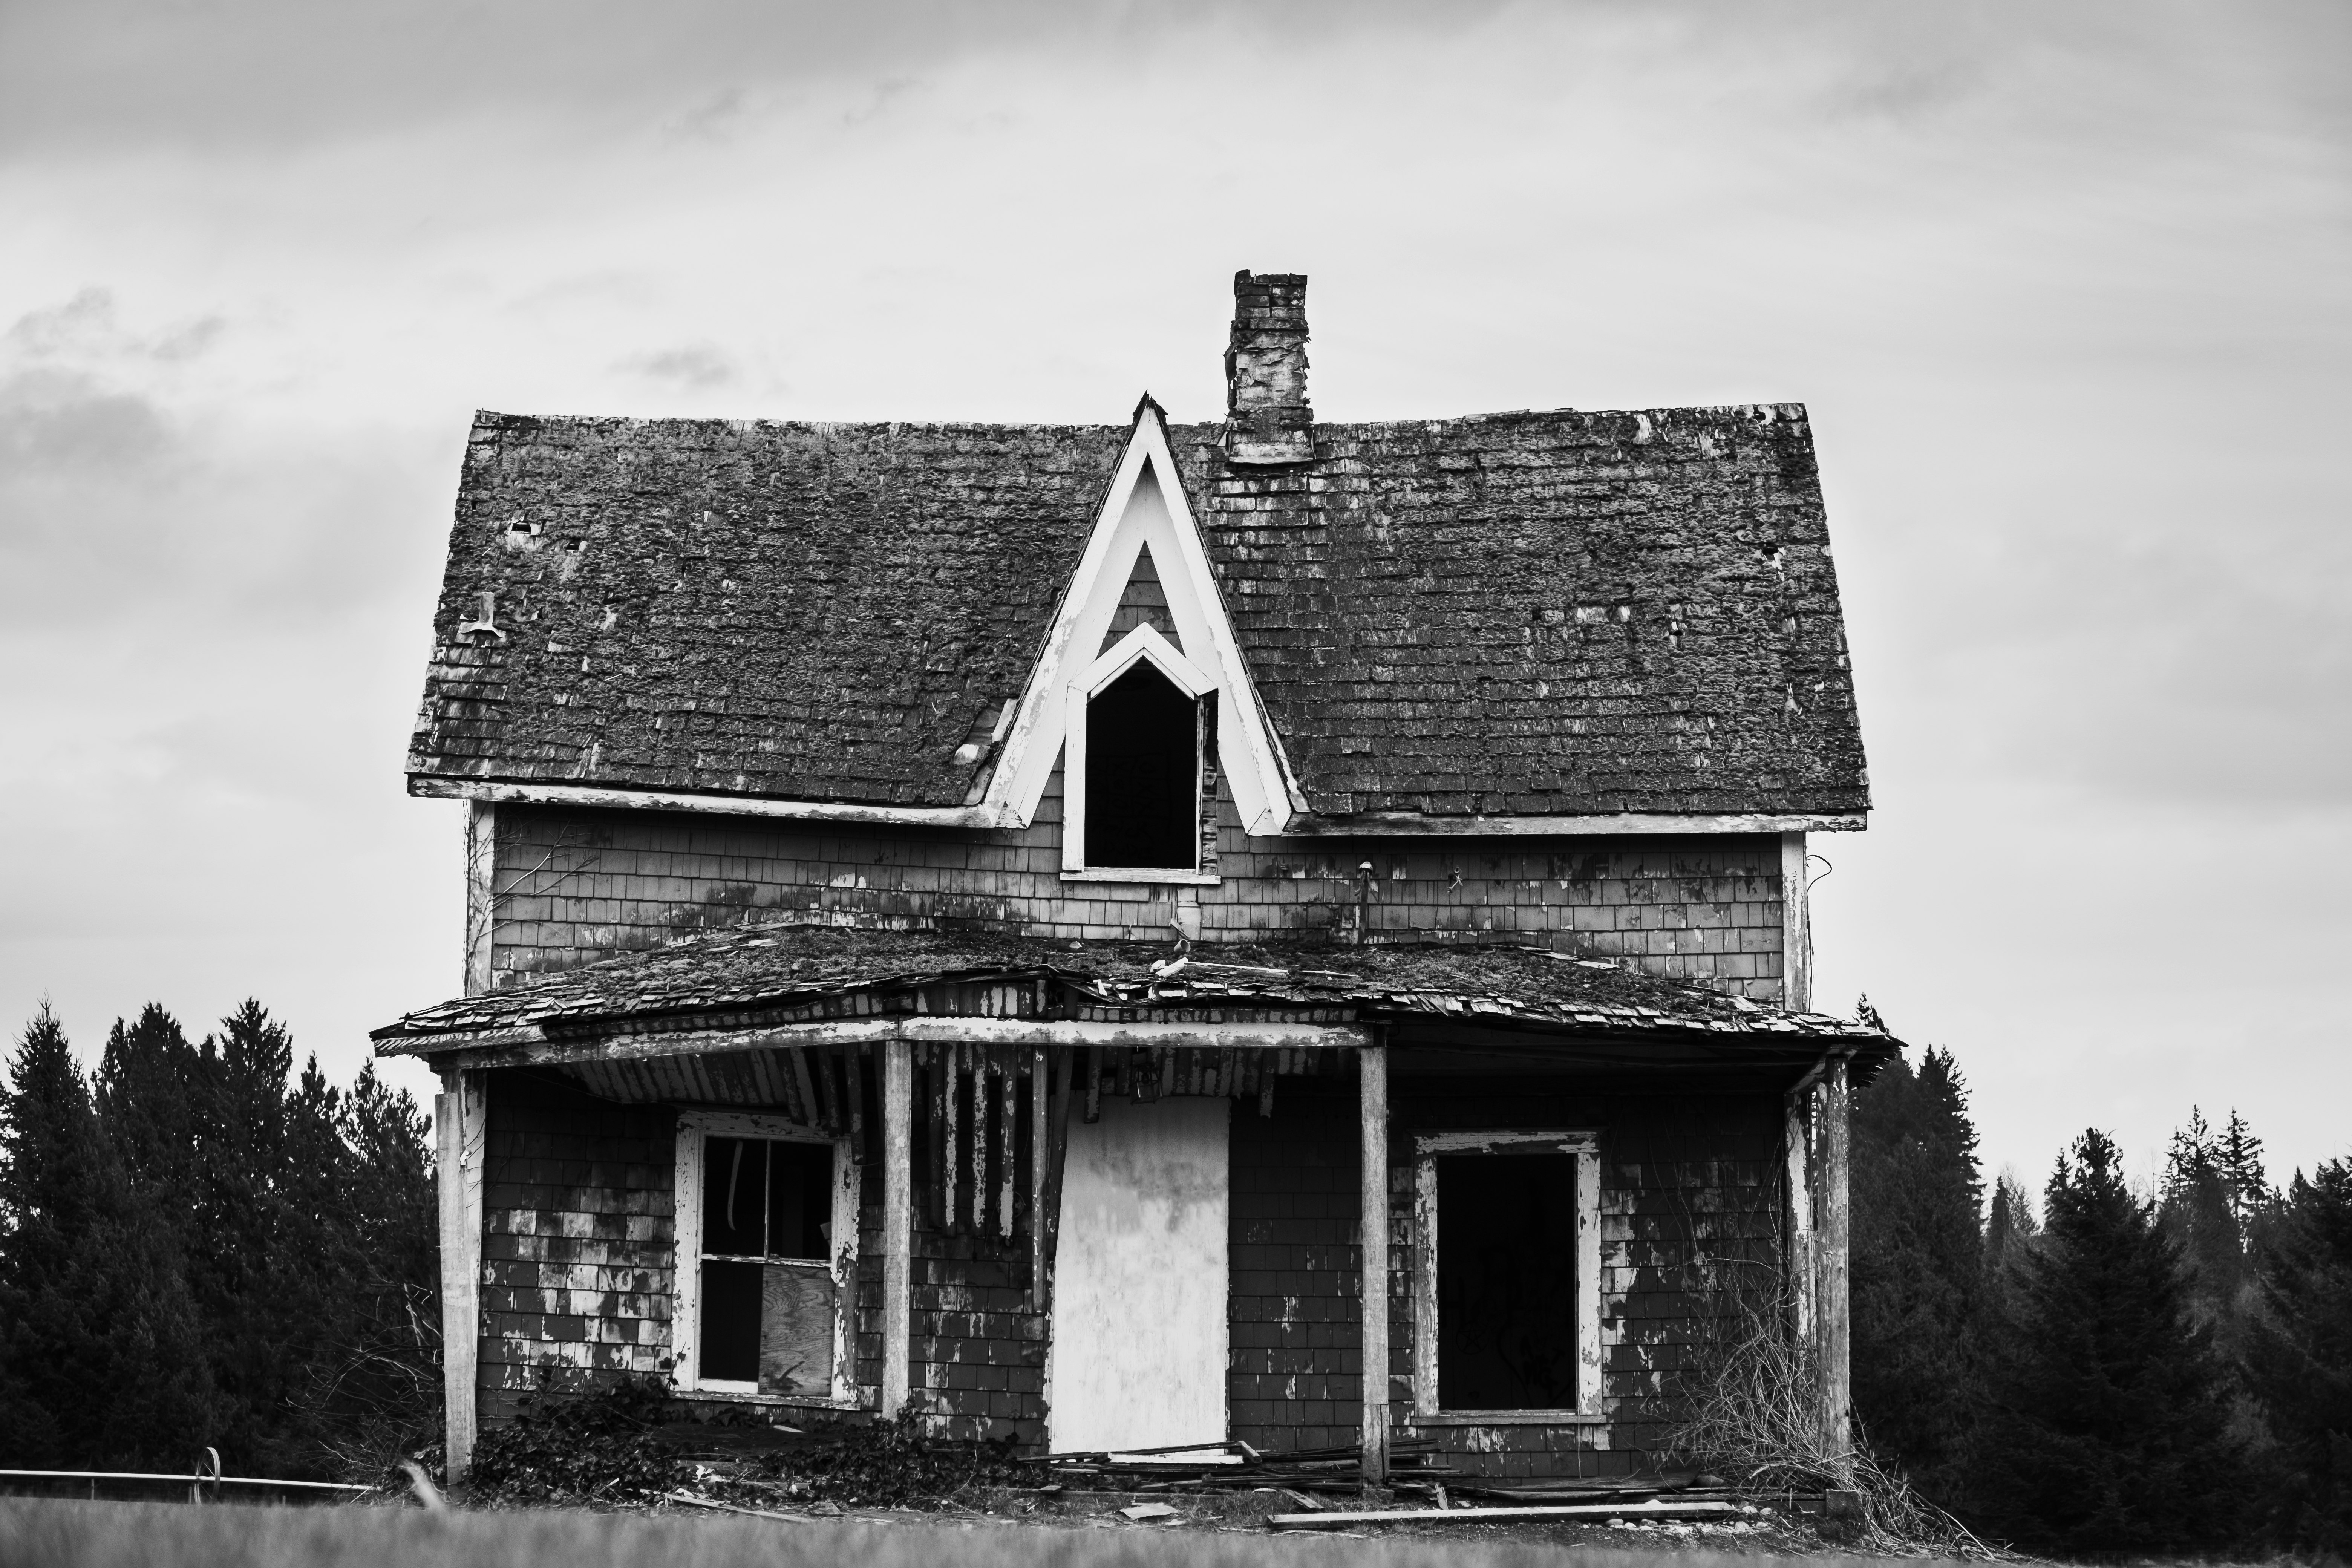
[1049,1096,1229,1452]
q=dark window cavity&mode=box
[1436,1152,1580,1410]
[1084,662,1197,869]
[698,1136,836,1387]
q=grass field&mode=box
[0,1498,1926,1568]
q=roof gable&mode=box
[986,403,1299,836]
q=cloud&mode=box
[622,343,739,389]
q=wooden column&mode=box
[1779,830,1811,1012]
[1816,1055,1852,1456]
[1784,1090,1816,1347]
[464,800,497,997]
[1358,1041,1390,1487]
[436,1067,486,1480]
[881,1037,914,1418]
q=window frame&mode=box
[1410,1129,1605,1426]
[671,1108,861,1405]
[1060,623,1220,883]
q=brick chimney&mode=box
[1223,270,1313,465]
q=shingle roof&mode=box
[370,920,1893,1073]
[407,404,1867,819]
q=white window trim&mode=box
[1410,1129,1605,1426]
[672,1107,861,1406]
[1061,624,1218,880]
[989,412,1306,838]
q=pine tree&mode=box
[1970,1129,2245,1551]
[2161,1108,2247,1313]
[2219,1110,2269,1230]
[2242,1159,2352,1553]
[0,1006,222,1467]
[1850,1040,1984,1502]
[1984,1170,2040,1283]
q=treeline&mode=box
[0,1001,438,1479]
[1850,1019,2352,1555]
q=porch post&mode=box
[1816,1054,1853,1456]
[1784,1090,1815,1348]
[436,1067,486,1481]
[881,1037,914,1417]
[1358,1039,1390,1487]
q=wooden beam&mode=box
[1816,1054,1852,1457]
[413,773,1007,830]
[1284,809,1868,838]
[463,801,496,997]
[1359,1040,1390,1488]
[435,1068,487,1479]
[1780,831,1813,1012]
[394,1015,1374,1068]
[881,1038,913,1418]
[1028,1047,1049,1305]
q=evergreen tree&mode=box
[1983,1170,2040,1283]
[0,1005,222,1466]
[1849,1039,1984,1501]
[2161,1107,2247,1314]
[2242,1159,2352,1553]
[0,1000,440,1475]
[1971,1129,2244,1552]
[2218,1110,2269,1230]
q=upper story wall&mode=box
[481,767,1791,1002]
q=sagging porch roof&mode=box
[371,923,1897,1084]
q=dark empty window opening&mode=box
[698,1136,834,1386]
[1436,1152,1580,1410]
[1084,662,1198,870]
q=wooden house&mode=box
[375,272,1894,1485]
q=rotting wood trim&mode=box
[1359,1038,1391,1488]
[463,801,496,997]
[1816,1054,1853,1458]
[390,1016,1374,1068]
[1279,810,1867,838]
[1038,1048,1074,1314]
[670,1109,860,1408]
[881,1038,913,1418]
[411,774,1011,829]
[435,1068,487,1481]
[1780,831,1813,1011]
[1028,1047,1049,1302]
[1409,1128,1605,1425]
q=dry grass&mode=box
[0,1498,1962,1568]
[1665,1292,1999,1560]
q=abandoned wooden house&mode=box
[375,271,1896,1485]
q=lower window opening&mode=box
[697,1136,836,1393]
[1436,1152,1580,1410]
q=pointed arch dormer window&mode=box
[1063,625,1217,881]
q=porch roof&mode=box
[370,921,1895,1072]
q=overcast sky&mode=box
[3,0,2346,1197]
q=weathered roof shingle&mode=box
[407,404,1867,820]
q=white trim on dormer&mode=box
[1085,623,1214,700]
[987,403,1304,839]
[1061,625,1217,876]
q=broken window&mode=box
[675,1117,853,1401]
[1413,1131,1602,1418]
[1082,661,1198,870]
